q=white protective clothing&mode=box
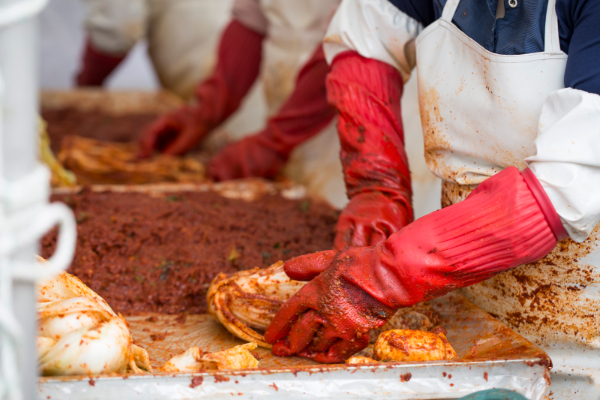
[324,0,600,398]
[232,0,347,209]
[83,0,234,100]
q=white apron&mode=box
[84,0,235,100]
[260,0,347,209]
[416,0,600,398]
[147,0,234,100]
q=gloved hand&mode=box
[76,38,126,87]
[207,134,286,181]
[327,52,413,248]
[138,106,210,157]
[138,20,264,158]
[265,167,568,362]
[206,45,335,181]
[334,192,411,249]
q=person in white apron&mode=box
[76,0,236,100]
[139,0,358,213]
[263,0,600,398]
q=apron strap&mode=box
[544,0,562,53]
[441,0,461,22]
[442,0,562,54]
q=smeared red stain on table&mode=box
[214,375,230,383]
[189,376,203,388]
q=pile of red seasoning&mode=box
[42,189,338,315]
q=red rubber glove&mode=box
[75,38,127,87]
[334,192,411,249]
[138,20,264,158]
[327,52,413,248]
[207,45,336,181]
[265,167,568,363]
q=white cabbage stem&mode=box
[161,343,259,372]
[39,318,132,376]
[36,257,152,376]
[207,261,305,348]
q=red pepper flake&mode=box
[400,373,412,382]
[150,332,167,341]
[175,314,187,324]
[484,372,488,382]
[88,379,95,386]
[214,375,230,383]
[189,377,203,388]
[270,383,279,391]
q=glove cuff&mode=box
[521,168,568,241]
[431,167,558,284]
[354,167,558,309]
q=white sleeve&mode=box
[323,0,423,82]
[232,0,269,36]
[83,0,147,54]
[526,88,600,242]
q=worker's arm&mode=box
[319,0,425,248]
[265,167,567,362]
[138,6,266,157]
[207,44,336,181]
[76,0,147,86]
[525,0,600,242]
[326,52,413,248]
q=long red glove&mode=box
[265,167,568,363]
[207,45,336,181]
[76,38,127,87]
[327,52,413,248]
[138,20,264,158]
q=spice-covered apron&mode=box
[416,0,600,398]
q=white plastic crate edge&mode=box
[39,360,550,400]
[0,0,47,27]
[0,1,76,399]
[0,165,76,281]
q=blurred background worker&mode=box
[76,0,234,100]
[44,0,440,245]
[64,0,440,221]
[138,0,348,209]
